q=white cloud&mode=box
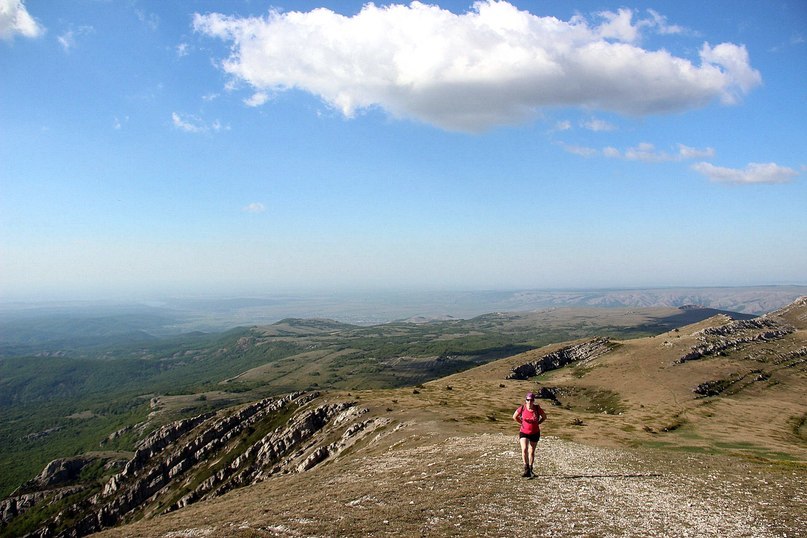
[113,116,129,130]
[677,144,714,159]
[0,0,43,40]
[171,112,228,134]
[644,9,685,36]
[244,91,270,107]
[598,142,714,162]
[596,8,639,43]
[193,2,761,132]
[136,9,159,32]
[559,143,598,157]
[243,202,266,213]
[172,112,203,133]
[57,25,93,52]
[692,162,797,185]
[623,142,671,162]
[57,30,75,51]
[581,118,616,132]
[699,42,761,104]
[553,120,572,132]
[176,42,190,57]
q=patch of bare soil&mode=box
[94,433,804,538]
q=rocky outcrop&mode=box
[764,296,807,329]
[535,386,561,405]
[1,454,129,527]
[772,346,807,366]
[4,391,390,538]
[678,318,795,364]
[506,338,614,380]
[167,399,369,509]
[693,370,770,397]
[29,457,96,490]
[0,487,84,526]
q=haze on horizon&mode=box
[1,0,805,303]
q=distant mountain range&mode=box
[498,286,807,315]
[2,286,804,335]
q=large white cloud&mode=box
[0,0,43,40]
[193,1,761,132]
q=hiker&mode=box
[513,392,546,477]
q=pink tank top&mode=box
[519,405,541,435]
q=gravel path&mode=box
[95,434,805,538]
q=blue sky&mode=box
[1,0,805,302]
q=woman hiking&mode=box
[513,392,546,477]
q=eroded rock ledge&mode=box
[506,337,614,380]
[678,318,796,364]
[1,391,389,538]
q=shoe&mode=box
[528,466,534,477]
[521,465,530,477]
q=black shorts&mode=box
[519,431,540,443]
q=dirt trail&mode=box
[96,434,804,538]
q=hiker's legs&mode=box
[527,440,538,467]
[519,437,530,465]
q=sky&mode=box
[1,0,805,302]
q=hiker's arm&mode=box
[537,407,547,424]
[512,408,522,423]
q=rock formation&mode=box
[678,317,795,363]
[506,337,614,380]
[0,391,387,538]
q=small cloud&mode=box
[553,120,572,132]
[136,9,159,31]
[57,30,75,51]
[677,144,714,159]
[559,143,598,157]
[176,42,190,57]
[202,92,220,102]
[598,142,714,162]
[0,0,44,40]
[171,112,226,133]
[692,162,797,185]
[113,116,129,130]
[244,92,270,107]
[243,202,266,213]
[581,118,616,132]
[770,33,805,53]
[624,142,672,162]
[211,119,230,132]
[172,112,204,133]
[644,9,685,36]
[57,25,93,52]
